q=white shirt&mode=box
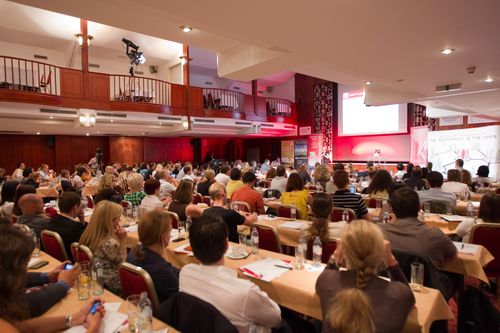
[456,218,482,243]
[159,179,176,198]
[325,181,337,193]
[181,174,195,181]
[39,170,49,180]
[215,173,231,187]
[270,176,288,193]
[394,170,405,181]
[180,264,281,333]
[140,195,163,212]
[418,187,457,208]
[12,168,23,181]
[72,175,84,189]
[441,181,470,194]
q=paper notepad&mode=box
[439,215,465,222]
[28,258,41,268]
[453,242,479,255]
[278,221,306,230]
[174,243,193,256]
[64,310,127,333]
[240,258,291,282]
[124,224,139,232]
[258,215,277,222]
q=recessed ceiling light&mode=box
[440,48,455,55]
[485,77,494,83]
[365,81,372,85]
[36,132,40,135]
[49,116,53,119]
[86,133,89,136]
[110,119,114,122]
[179,25,193,33]
[159,122,162,125]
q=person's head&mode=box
[133,211,173,260]
[12,184,36,216]
[286,173,304,192]
[189,215,228,265]
[411,165,422,178]
[276,165,286,177]
[389,187,420,218]
[266,167,277,179]
[478,193,500,223]
[447,169,461,182]
[58,192,81,217]
[98,173,115,191]
[220,164,231,175]
[427,162,433,171]
[17,162,25,169]
[183,165,192,175]
[333,163,345,171]
[22,167,33,178]
[94,188,122,205]
[80,200,123,250]
[298,164,308,173]
[460,169,472,186]
[477,165,490,178]
[60,169,70,179]
[396,163,404,171]
[105,165,115,175]
[159,169,172,181]
[127,173,144,192]
[427,171,444,188]
[144,179,161,196]
[39,164,49,173]
[208,182,226,202]
[203,169,215,182]
[311,192,332,219]
[0,180,19,205]
[421,167,429,179]
[333,170,350,189]
[229,168,241,181]
[406,163,414,173]
[172,179,194,204]
[0,224,35,323]
[367,166,378,180]
[18,193,44,215]
[76,166,88,177]
[455,159,464,168]
[242,171,257,185]
[367,170,393,194]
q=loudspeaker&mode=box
[149,66,158,74]
[45,135,55,148]
[266,86,273,93]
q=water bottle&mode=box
[295,232,306,269]
[92,258,104,295]
[290,207,297,220]
[342,210,350,223]
[313,236,322,267]
[81,196,88,210]
[382,211,390,224]
[467,201,474,217]
[478,182,485,193]
[137,292,153,333]
[251,227,259,255]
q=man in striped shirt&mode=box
[331,170,371,220]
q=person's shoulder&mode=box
[0,319,19,333]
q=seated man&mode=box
[179,215,282,332]
[46,192,87,262]
[418,171,457,209]
[231,172,265,214]
[270,165,288,193]
[17,193,50,237]
[214,164,231,187]
[159,170,177,198]
[203,183,257,243]
[331,170,370,220]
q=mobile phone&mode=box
[89,301,101,315]
[172,237,186,242]
[29,260,49,269]
[64,263,73,270]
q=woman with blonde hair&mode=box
[316,220,414,333]
[124,173,146,207]
[126,211,179,302]
[167,179,203,221]
[195,169,216,197]
[80,200,127,295]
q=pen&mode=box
[461,244,464,249]
[274,264,292,270]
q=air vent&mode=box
[284,125,295,129]
[158,116,181,121]
[235,121,251,126]
[204,81,213,85]
[89,63,100,68]
[0,130,24,134]
[260,123,274,128]
[40,108,78,115]
[266,46,291,53]
[233,86,240,90]
[193,119,215,124]
[103,134,117,136]
[96,112,127,118]
[34,54,48,60]
[436,83,461,93]
[135,70,144,75]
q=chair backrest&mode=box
[202,196,212,206]
[157,291,238,333]
[306,238,337,263]
[164,211,180,229]
[40,230,69,262]
[262,189,281,199]
[276,204,296,219]
[44,207,58,218]
[253,224,281,253]
[367,198,382,209]
[192,193,203,205]
[262,180,271,189]
[70,242,94,263]
[40,70,52,86]
[330,207,356,222]
[427,200,450,214]
[119,262,160,315]
[470,223,500,276]
[230,201,252,213]
[86,195,94,209]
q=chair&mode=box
[252,224,282,253]
[39,70,52,92]
[44,206,58,218]
[86,195,94,209]
[262,189,281,199]
[70,242,94,263]
[40,230,69,262]
[119,262,160,315]
[306,239,337,263]
[330,207,356,222]
[165,211,180,229]
[157,292,238,333]
[276,203,296,219]
[192,193,203,205]
[202,196,212,206]
[470,223,500,293]
[261,180,271,189]
[367,198,382,209]
[426,200,450,214]
[230,201,252,213]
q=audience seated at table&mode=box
[12,162,25,181]
[403,165,427,191]
[127,211,179,303]
[270,165,288,194]
[472,165,493,190]
[140,179,164,213]
[17,193,49,238]
[71,166,89,191]
[231,172,265,214]
[93,187,123,205]
[214,164,231,187]
[460,169,473,191]
[331,170,370,220]
[168,179,203,221]
[37,164,51,181]
[279,173,311,220]
[394,162,405,181]
[46,192,87,262]
[177,215,282,332]
[196,169,216,197]
[226,168,244,199]
[158,170,177,198]
[418,171,457,211]
[402,162,413,181]
[312,164,331,192]
[305,192,346,241]
[316,220,415,333]
[456,192,500,242]
[98,173,124,197]
[124,173,146,207]
[297,164,311,185]
[366,169,393,200]
[0,180,19,218]
[0,223,104,333]
[23,171,41,189]
[79,200,128,296]
[202,183,256,242]
[442,169,470,195]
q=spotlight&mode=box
[122,37,146,66]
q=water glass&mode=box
[77,272,91,300]
[126,294,140,333]
[178,220,186,238]
[423,202,431,218]
[446,203,453,215]
[293,246,304,270]
[410,262,424,292]
[32,236,41,257]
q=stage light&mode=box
[122,37,146,67]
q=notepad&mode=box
[124,224,138,232]
[439,215,465,222]
[64,310,127,333]
[278,221,306,230]
[28,258,40,268]
[240,258,291,282]
[174,243,194,256]
[453,241,479,255]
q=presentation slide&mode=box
[338,88,407,136]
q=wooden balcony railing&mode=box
[202,88,244,113]
[0,56,60,95]
[110,74,171,105]
[266,98,292,117]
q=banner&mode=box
[294,140,308,168]
[428,125,500,178]
[299,126,311,136]
[281,140,294,164]
[410,126,428,166]
[307,134,323,167]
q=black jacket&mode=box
[25,272,68,317]
[47,214,86,262]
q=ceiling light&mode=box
[78,109,96,127]
[110,119,114,123]
[484,77,494,83]
[36,132,40,135]
[179,25,193,33]
[49,116,53,119]
[440,48,455,55]
[74,33,94,46]
[86,133,90,136]
[365,81,372,85]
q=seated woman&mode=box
[366,169,393,200]
[167,179,203,221]
[442,169,470,195]
[79,200,127,296]
[124,173,146,207]
[316,220,415,333]
[279,173,311,220]
[460,169,473,191]
[305,192,346,241]
[98,173,124,197]
[0,180,19,218]
[127,211,179,303]
[195,169,215,197]
[472,165,492,191]
[0,224,104,333]
[456,192,500,242]
[140,179,164,213]
[72,166,89,191]
[403,165,427,191]
[226,168,243,199]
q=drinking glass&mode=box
[126,294,140,333]
[446,203,453,215]
[293,246,304,270]
[32,236,41,257]
[178,220,186,239]
[239,234,247,253]
[77,271,91,300]
[410,262,424,292]
[423,202,431,219]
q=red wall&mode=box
[201,138,244,162]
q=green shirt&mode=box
[124,191,146,207]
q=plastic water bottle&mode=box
[290,207,297,220]
[137,292,153,333]
[92,258,104,295]
[382,211,390,224]
[251,227,259,255]
[313,236,322,267]
[467,201,474,217]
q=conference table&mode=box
[31,251,177,333]
[36,186,59,198]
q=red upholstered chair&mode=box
[70,242,94,263]
[165,211,180,229]
[306,239,337,263]
[40,230,69,262]
[330,207,356,222]
[367,198,381,209]
[45,207,58,218]
[39,70,52,92]
[11,215,17,224]
[262,180,271,189]
[119,262,160,315]
[252,224,281,253]
[192,193,203,205]
[470,223,500,293]
[202,196,212,206]
[276,204,296,219]
[86,195,94,209]
[231,201,252,213]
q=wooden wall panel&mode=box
[188,87,204,117]
[294,73,329,129]
[0,135,56,174]
[54,136,109,171]
[109,137,144,164]
[60,69,84,98]
[170,84,186,108]
[88,73,110,101]
[143,137,193,162]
